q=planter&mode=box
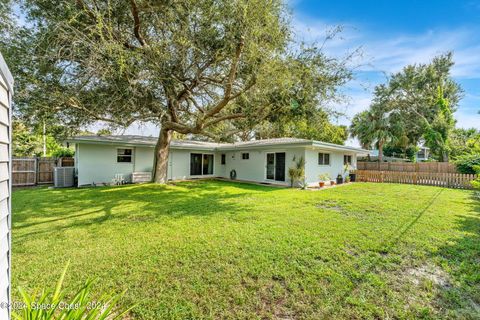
[319,181,325,188]
[349,173,356,182]
[330,180,336,186]
[336,176,343,184]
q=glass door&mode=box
[266,153,275,180]
[190,153,202,175]
[275,152,286,181]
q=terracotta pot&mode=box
[330,180,336,186]
[319,181,325,188]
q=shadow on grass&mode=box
[431,192,480,317]
[380,188,444,253]
[12,179,280,242]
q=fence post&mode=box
[34,157,38,185]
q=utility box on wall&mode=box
[0,52,13,319]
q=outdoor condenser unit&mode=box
[54,167,75,188]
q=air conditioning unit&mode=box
[54,167,75,188]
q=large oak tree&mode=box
[13,0,353,182]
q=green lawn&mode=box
[12,181,480,319]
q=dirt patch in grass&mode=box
[316,201,344,212]
[406,264,451,288]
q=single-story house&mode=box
[67,135,368,187]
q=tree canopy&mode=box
[350,53,463,162]
[8,0,354,182]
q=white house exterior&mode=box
[68,135,368,187]
[0,51,13,320]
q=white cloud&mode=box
[292,14,480,130]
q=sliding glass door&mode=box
[202,154,214,175]
[190,153,214,176]
[265,152,286,181]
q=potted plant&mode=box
[344,164,355,182]
[318,173,330,188]
[336,173,343,184]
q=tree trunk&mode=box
[153,128,172,183]
[378,140,384,163]
[442,151,449,162]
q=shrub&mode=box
[454,154,480,174]
[12,261,135,320]
[51,147,75,158]
[288,156,305,187]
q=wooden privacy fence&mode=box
[357,161,458,173]
[354,170,476,189]
[12,157,74,186]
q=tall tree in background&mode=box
[374,53,462,158]
[12,0,353,183]
[351,53,463,162]
[350,103,398,162]
[423,86,455,161]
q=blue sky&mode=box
[290,0,480,132]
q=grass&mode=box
[12,180,480,319]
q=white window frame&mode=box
[344,154,352,165]
[189,152,215,176]
[318,152,331,166]
[116,147,134,163]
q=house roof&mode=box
[67,135,368,154]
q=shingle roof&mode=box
[67,135,368,153]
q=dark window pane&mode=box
[221,154,226,165]
[117,156,132,163]
[118,148,132,156]
[266,153,275,179]
[203,154,214,175]
[242,153,249,160]
[190,153,202,175]
[117,149,132,162]
[324,153,330,165]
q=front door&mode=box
[266,152,286,181]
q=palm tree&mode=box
[350,104,397,162]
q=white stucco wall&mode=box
[77,144,136,186]
[76,144,224,185]
[219,147,305,185]
[0,52,12,320]
[168,149,222,180]
[76,143,358,188]
[304,148,357,186]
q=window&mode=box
[242,153,249,160]
[117,148,133,163]
[318,152,330,165]
[344,155,352,165]
[203,154,214,175]
[221,154,226,165]
[190,153,214,175]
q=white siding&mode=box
[304,148,357,186]
[77,144,136,186]
[134,147,154,172]
[0,51,11,320]
[0,105,8,126]
[220,147,305,185]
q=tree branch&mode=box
[129,0,147,46]
[204,113,245,128]
[204,38,245,118]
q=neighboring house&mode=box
[361,150,409,162]
[416,146,430,161]
[0,52,12,320]
[67,135,368,187]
